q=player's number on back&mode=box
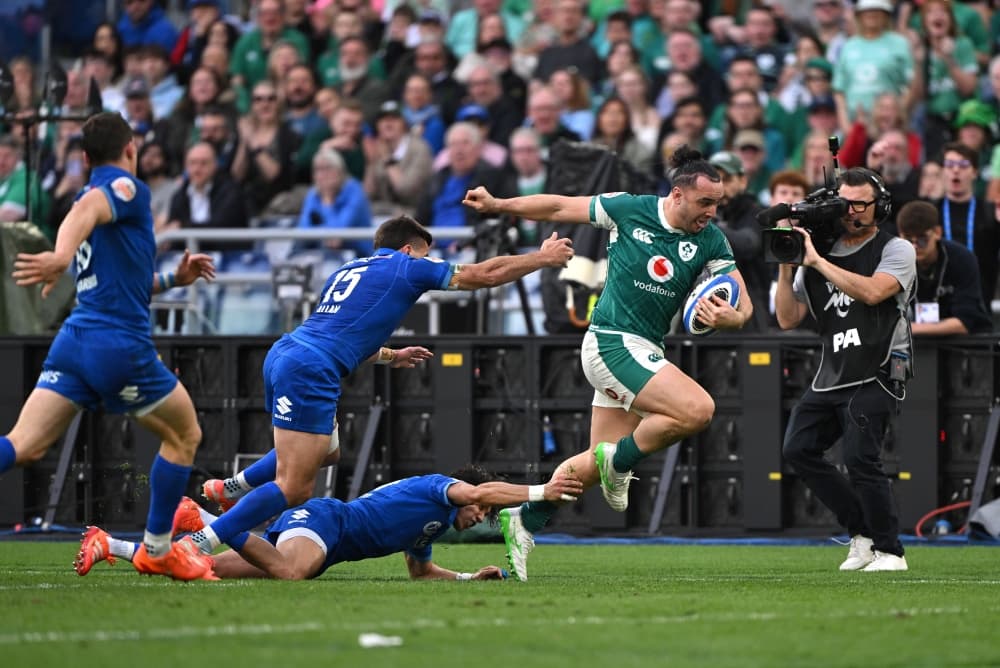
[322,266,367,304]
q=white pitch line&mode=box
[2,606,1000,646]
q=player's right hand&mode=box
[544,467,584,502]
[12,251,71,298]
[539,232,574,268]
[462,186,497,214]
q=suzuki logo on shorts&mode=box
[276,396,293,415]
[646,256,674,283]
[632,228,654,244]
[289,509,310,523]
[118,385,142,404]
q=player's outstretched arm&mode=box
[448,232,574,290]
[152,249,217,295]
[448,468,584,507]
[364,346,434,367]
[404,554,506,581]
[12,188,112,298]
[462,186,591,224]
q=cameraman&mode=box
[774,167,916,572]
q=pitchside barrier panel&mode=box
[0,335,997,536]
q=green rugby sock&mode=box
[612,434,645,472]
[519,500,556,533]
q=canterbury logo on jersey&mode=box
[632,229,654,244]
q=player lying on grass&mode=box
[75,466,582,581]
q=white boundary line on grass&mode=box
[3,606,1000,645]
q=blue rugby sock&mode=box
[0,436,15,474]
[201,482,287,548]
[146,455,191,536]
[241,449,277,487]
[227,531,251,552]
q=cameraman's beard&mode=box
[880,160,911,185]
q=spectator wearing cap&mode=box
[832,0,913,133]
[446,0,525,60]
[122,75,156,130]
[229,0,310,106]
[732,129,772,204]
[117,0,179,54]
[415,121,517,237]
[363,100,433,217]
[935,142,999,306]
[535,0,603,89]
[865,129,920,232]
[721,88,786,176]
[952,100,996,188]
[465,64,523,147]
[297,148,373,256]
[709,149,769,332]
[170,0,236,85]
[401,73,447,155]
[434,105,508,171]
[897,200,993,336]
[163,142,247,250]
[139,45,185,119]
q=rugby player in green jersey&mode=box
[462,146,754,579]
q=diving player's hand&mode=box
[390,346,433,368]
[471,565,507,580]
[538,232,574,268]
[174,249,217,286]
[462,186,498,214]
[12,250,71,298]
[545,468,585,502]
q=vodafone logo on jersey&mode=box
[646,255,674,283]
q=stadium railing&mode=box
[153,225,483,335]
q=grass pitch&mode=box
[1,541,998,668]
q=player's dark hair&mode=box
[81,112,134,166]
[450,464,501,525]
[896,200,940,236]
[669,145,721,188]
[374,215,434,250]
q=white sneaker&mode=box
[862,551,908,572]
[594,441,636,512]
[838,535,875,571]
[499,507,534,581]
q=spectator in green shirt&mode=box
[0,136,50,239]
[230,0,310,111]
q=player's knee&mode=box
[174,422,202,458]
[682,395,715,434]
[271,563,310,580]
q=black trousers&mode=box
[782,381,904,556]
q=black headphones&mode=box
[857,167,892,223]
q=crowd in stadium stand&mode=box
[0,0,998,333]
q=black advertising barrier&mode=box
[0,334,997,535]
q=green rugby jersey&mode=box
[588,193,736,343]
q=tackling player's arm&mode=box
[404,554,506,581]
[447,231,574,290]
[12,188,112,297]
[446,469,584,507]
[462,186,591,224]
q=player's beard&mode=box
[339,63,367,83]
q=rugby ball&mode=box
[682,274,740,336]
